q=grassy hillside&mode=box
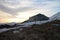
[0,20,60,40]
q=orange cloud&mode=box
[0,18,9,23]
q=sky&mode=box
[0,0,60,23]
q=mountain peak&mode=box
[29,13,49,21]
[22,13,49,23]
[30,13,45,18]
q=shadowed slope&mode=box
[0,20,60,40]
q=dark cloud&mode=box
[0,5,16,14]
[0,4,33,15]
[0,0,33,15]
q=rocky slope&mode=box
[50,12,60,20]
[0,20,60,40]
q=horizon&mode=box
[0,0,60,23]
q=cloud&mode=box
[0,0,60,16]
[1,0,33,8]
[0,11,12,18]
[32,0,60,16]
[0,0,33,15]
[0,0,60,23]
[0,5,33,15]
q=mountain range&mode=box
[0,12,60,33]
